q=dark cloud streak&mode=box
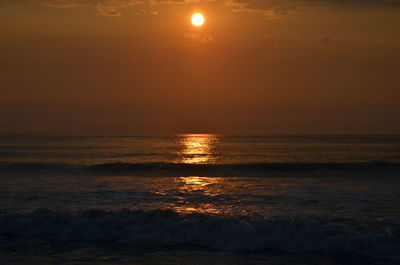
[28,0,400,17]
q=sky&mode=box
[1,0,400,134]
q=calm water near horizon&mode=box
[1,134,400,265]
[1,134,400,163]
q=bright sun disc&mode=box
[191,13,204,27]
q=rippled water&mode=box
[1,134,399,164]
[1,134,400,264]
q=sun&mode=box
[191,13,205,27]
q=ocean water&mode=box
[1,134,400,265]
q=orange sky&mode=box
[1,0,400,134]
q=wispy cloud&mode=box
[31,0,84,9]
[31,0,400,17]
[95,0,143,16]
[320,36,332,45]
[182,32,215,43]
[32,0,144,16]
[226,0,400,16]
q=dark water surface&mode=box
[1,135,400,264]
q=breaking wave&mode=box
[1,209,399,263]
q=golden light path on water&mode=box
[86,134,292,215]
[170,176,289,214]
[173,135,223,213]
[178,134,219,164]
[173,176,224,214]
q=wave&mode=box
[0,161,399,177]
[1,209,399,262]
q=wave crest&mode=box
[1,161,399,176]
[1,209,399,262]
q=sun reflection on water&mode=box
[178,134,219,164]
[177,176,221,195]
[173,176,223,214]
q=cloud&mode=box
[202,35,214,43]
[31,0,400,17]
[32,0,143,16]
[225,0,298,16]
[320,36,332,45]
[226,0,400,16]
[182,32,215,43]
[31,0,84,8]
[95,0,143,16]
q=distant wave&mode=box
[0,161,399,177]
[1,209,399,263]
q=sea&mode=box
[0,134,400,265]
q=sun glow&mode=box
[191,13,205,27]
